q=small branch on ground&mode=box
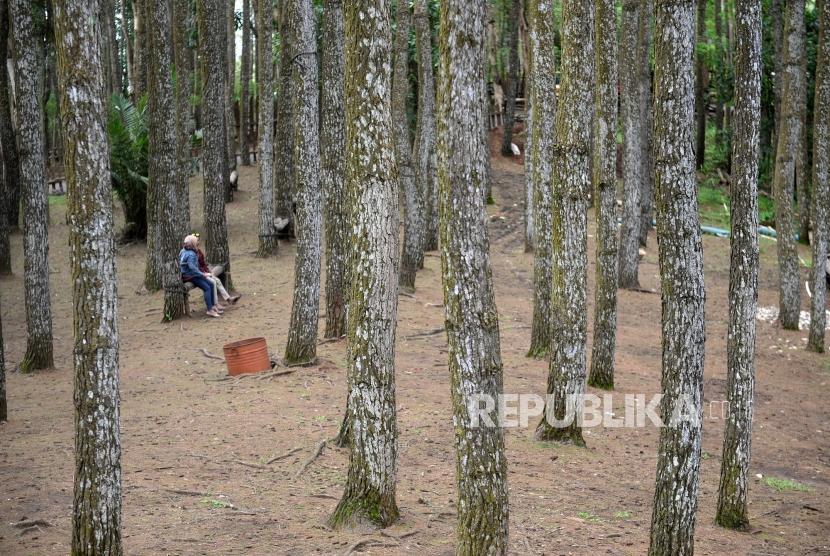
[404,328,445,340]
[295,439,328,478]
[266,446,301,464]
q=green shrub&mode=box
[108,93,149,240]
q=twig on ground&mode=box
[163,488,213,497]
[399,291,416,299]
[11,519,52,529]
[404,328,445,341]
[266,447,301,465]
[295,439,328,478]
[343,538,381,555]
[234,460,268,470]
[318,336,345,345]
[198,348,225,361]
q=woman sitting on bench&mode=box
[191,234,241,306]
[180,234,223,318]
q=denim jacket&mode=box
[179,248,203,280]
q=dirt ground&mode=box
[1,145,829,555]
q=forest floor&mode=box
[1,141,829,555]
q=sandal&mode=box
[206,310,221,318]
[229,295,242,305]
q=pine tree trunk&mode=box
[648,2,705,552]
[501,0,520,156]
[0,0,18,234]
[394,0,420,292]
[694,0,707,170]
[524,78,535,253]
[526,0,554,360]
[716,0,761,530]
[226,0,237,182]
[240,0,252,165]
[122,0,134,94]
[437,1,509,551]
[322,0,346,337]
[773,0,805,330]
[133,0,147,98]
[54,0,123,550]
[11,0,54,373]
[329,0,400,529]
[283,0,321,366]
[199,0,233,291]
[256,0,278,257]
[808,2,829,353]
[535,0,592,447]
[107,0,122,94]
[150,0,188,320]
[588,0,618,390]
[617,0,642,290]
[412,0,434,271]
[174,0,193,237]
[796,85,810,246]
[273,5,295,233]
[713,0,725,133]
[637,0,654,247]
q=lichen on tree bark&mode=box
[413,0,436,265]
[256,0,278,258]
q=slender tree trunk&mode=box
[771,0,783,146]
[617,0,641,290]
[150,0,188,320]
[713,0,724,134]
[174,0,193,237]
[54,0,123,550]
[524,74,534,253]
[107,0,122,94]
[588,0,618,390]
[412,0,435,270]
[715,0,761,530]
[240,0,252,165]
[437,1,509,551]
[796,61,810,246]
[637,0,654,247]
[133,0,147,98]
[0,0,18,234]
[648,2,705,553]
[198,0,233,291]
[695,0,707,170]
[773,0,805,330]
[283,0,321,366]
[226,0,237,182]
[808,2,829,353]
[395,0,420,292]
[501,0,520,156]
[256,0,278,257]
[526,0,554,360]
[122,0,134,94]
[329,0,400,529]
[273,5,294,233]
[11,0,54,373]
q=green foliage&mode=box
[108,93,149,240]
[763,477,812,492]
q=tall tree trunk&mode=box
[256,0,278,257]
[637,0,654,247]
[54,0,123,550]
[694,0,707,170]
[501,0,520,156]
[617,0,641,290]
[588,0,618,390]
[133,0,147,98]
[773,0,804,330]
[437,0,509,551]
[273,4,294,233]
[198,0,233,290]
[524,75,534,253]
[329,0,400,529]
[226,0,237,182]
[174,0,193,237]
[283,0,321,366]
[122,0,134,94]
[240,0,252,165]
[713,0,724,133]
[796,57,810,246]
[526,0,554,360]
[107,0,122,94]
[412,0,435,270]
[648,2,705,552]
[11,0,54,373]
[150,0,188,319]
[715,0,761,530]
[0,0,18,234]
[808,2,829,353]
[395,0,420,292]
[534,0,592,447]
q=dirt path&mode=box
[0,157,828,555]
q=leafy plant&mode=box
[108,93,149,240]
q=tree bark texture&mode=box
[414,0,437,256]
[240,0,252,165]
[0,0,19,234]
[637,0,654,247]
[437,1,509,552]
[716,0,761,529]
[648,2,705,553]
[54,0,123,551]
[256,0,278,257]
[329,0,400,529]
[284,0,322,366]
[274,5,295,231]
[695,0,707,170]
[174,0,194,237]
[225,0,237,180]
[133,0,148,98]
[11,0,54,373]
[501,0,520,156]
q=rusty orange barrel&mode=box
[223,337,271,376]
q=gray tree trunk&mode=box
[588,0,618,390]
[438,1,509,552]
[637,0,654,247]
[329,0,400,529]
[198,0,233,290]
[773,0,805,330]
[648,2,706,553]
[106,0,122,94]
[413,0,437,258]
[524,80,534,253]
[149,0,188,320]
[395,0,420,292]
[11,0,54,373]
[694,0,707,170]
[54,0,123,551]
[716,0,761,529]
[322,0,347,337]
[225,0,237,183]
[174,0,193,237]
[526,0,554,360]
[617,0,642,290]
[808,2,829,353]
[0,0,19,234]
[283,0,321,366]
[535,0,592,448]
[256,0,278,257]
[133,0,148,98]
[240,0,252,165]
[273,5,295,232]
[501,0,520,156]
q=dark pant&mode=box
[189,276,215,310]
